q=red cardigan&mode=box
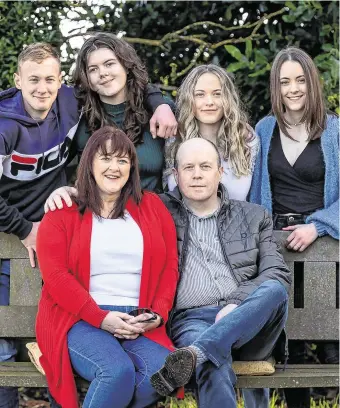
[36,192,179,408]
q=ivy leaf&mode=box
[254,50,268,65]
[226,61,247,73]
[248,64,271,77]
[322,43,334,52]
[285,1,297,11]
[225,45,244,62]
[282,14,296,23]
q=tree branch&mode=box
[170,44,205,80]
[65,7,287,60]
[212,34,264,49]
[122,7,286,51]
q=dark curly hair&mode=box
[73,32,149,144]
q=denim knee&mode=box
[99,356,135,392]
[261,280,288,303]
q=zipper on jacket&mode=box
[180,214,190,270]
[217,208,239,285]
[165,193,190,270]
[164,193,190,330]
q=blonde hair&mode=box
[17,43,60,71]
[171,64,252,177]
[270,47,326,141]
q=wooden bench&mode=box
[0,232,338,391]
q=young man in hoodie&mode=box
[0,42,177,408]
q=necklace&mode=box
[286,120,303,127]
[285,116,304,127]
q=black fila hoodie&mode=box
[0,85,80,240]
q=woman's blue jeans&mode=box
[67,305,170,408]
[0,260,19,408]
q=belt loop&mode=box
[273,213,278,228]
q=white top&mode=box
[90,212,143,306]
[166,134,259,201]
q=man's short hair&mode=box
[17,43,60,71]
[174,138,222,169]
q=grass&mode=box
[156,392,340,408]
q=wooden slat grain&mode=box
[274,232,339,262]
[10,259,42,306]
[0,233,28,259]
[0,306,37,337]
[236,365,339,388]
[0,362,338,389]
[286,261,339,340]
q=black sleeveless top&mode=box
[268,124,325,214]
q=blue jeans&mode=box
[66,305,170,408]
[0,260,18,408]
[170,280,288,408]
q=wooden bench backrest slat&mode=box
[10,259,41,306]
[0,234,27,258]
[0,306,37,337]
[286,261,338,340]
[275,234,338,262]
[0,231,338,340]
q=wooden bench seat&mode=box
[0,232,339,393]
[0,362,339,389]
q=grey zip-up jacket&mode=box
[160,184,291,306]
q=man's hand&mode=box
[149,104,177,139]
[283,223,318,252]
[21,222,40,268]
[128,312,162,332]
[44,186,78,213]
[215,304,238,323]
[101,311,145,340]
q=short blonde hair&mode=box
[17,43,60,71]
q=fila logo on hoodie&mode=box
[2,124,77,181]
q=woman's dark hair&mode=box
[270,46,327,141]
[73,32,149,144]
[76,126,142,218]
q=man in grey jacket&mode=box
[151,138,291,408]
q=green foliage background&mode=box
[0,0,338,124]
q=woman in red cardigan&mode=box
[36,126,179,408]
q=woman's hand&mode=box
[101,311,145,340]
[44,186,78,212]
[128,313,162,332]
[283,223,318,252]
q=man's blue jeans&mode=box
[66,305,170,408]
[0,260,18,408]
[170,280,288,408]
